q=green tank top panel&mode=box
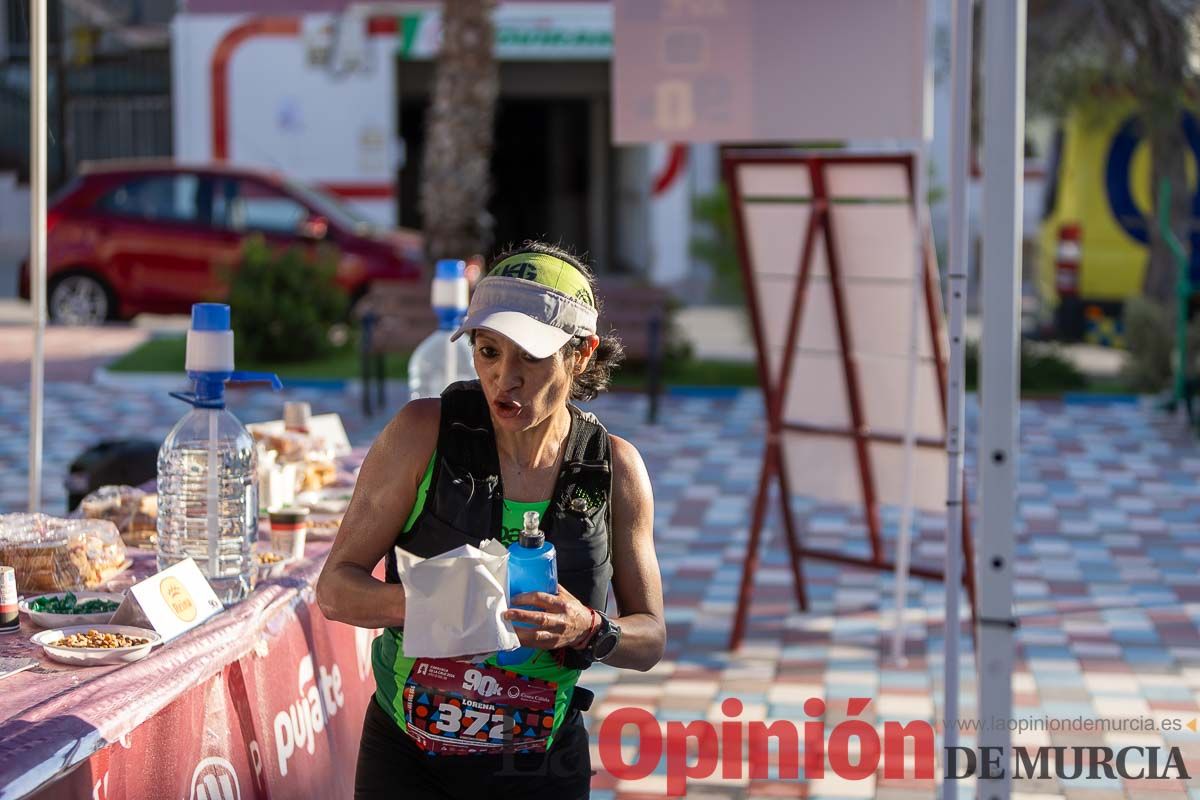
[372,450,580,752]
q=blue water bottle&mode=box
[498,511,557,666]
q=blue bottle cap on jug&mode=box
[435,259,466,280]
[192,303,230,332]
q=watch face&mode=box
[593,632,619,660]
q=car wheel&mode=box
[48,273,112,326]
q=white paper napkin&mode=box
[394,539,521,659]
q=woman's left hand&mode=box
[503,584,595,651]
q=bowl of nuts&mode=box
[31,624,162,666]
[254,549,295,582]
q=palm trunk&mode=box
[1146,121,1188,309]
[1140,2,1188,311]
[419,0,499,264]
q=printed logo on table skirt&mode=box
[190,757,241,800]
[272,654,346,776]
[403,659,557,755]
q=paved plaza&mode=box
[2,377,1200,798]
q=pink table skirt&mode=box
[0,534,381,799]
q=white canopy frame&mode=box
[27,0,47,513]
[974,2,1025,799]
[941,0,974,795]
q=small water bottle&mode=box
[408,259,476,401]
[498,511,557,666]
[156,304,281,604]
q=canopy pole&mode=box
[976,1,1026,798]
[940,0,974,796]
[890,0,937,669]
[28,0,48,513]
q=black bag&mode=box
[64,439,159,511]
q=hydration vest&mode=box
[386,381,614,662]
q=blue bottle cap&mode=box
[191,303,230,332]
[436,308,464,330]
[435,259,466,280]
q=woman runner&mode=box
[317,241,666,799]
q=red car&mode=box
[20,161,424,325]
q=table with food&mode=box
[0,406,375,800]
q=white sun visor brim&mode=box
[451,310,575,359]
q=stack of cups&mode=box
[0,566,18,634]
[268,507,309,561]
[283,401,312,434]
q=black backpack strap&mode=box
[434,380,503,536]
[387,383,504,581]
[544,407,611,528]
[438,380,501,477]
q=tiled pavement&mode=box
[4,381,1200,799]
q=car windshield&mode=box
[285,179,376,234]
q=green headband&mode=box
[488,253,595,308]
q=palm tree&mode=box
[419,0,499,264]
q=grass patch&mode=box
[107,334,411,380]
[110,334,1138,396]
[964,339,1094,395]
[108,336,762,387]
[613,359,760,388]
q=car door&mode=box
[214,177,321,294]
[227,177,312,243]
[97,173,229,312]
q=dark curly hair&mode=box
[487,241,624,402]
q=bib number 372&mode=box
[435,704,510,738]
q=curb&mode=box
[93,367,409,396]
[665,385,745,399]
[94,368,754,401]
[92,368,190,392]
[88,372,1143,406]
[1060,392,1141,406]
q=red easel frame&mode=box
[723,149,978,650]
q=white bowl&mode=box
[254,553,296,581]
[19,592,125,628]
[31,624,162,666]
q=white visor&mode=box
[450,276,598,359]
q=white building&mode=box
[171,0,719,296]
[3,0,1047,304]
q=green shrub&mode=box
[690,186,744,305]
[1020,341,1088,392]
[225,236,348,363]
[1119,296,1200,393]
[1120,296,1173,392]
[964,339,1087,393]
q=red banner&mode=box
[27,599,379,800]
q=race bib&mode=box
[402,658,558,755]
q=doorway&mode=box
[396,60,611,266]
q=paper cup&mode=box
[268,506,309,561]
[283,401,312,433]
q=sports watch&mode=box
[580,610,621,663]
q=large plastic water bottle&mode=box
[498,511,557,666]
[408,259,476,401]
[156,304,281,604]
